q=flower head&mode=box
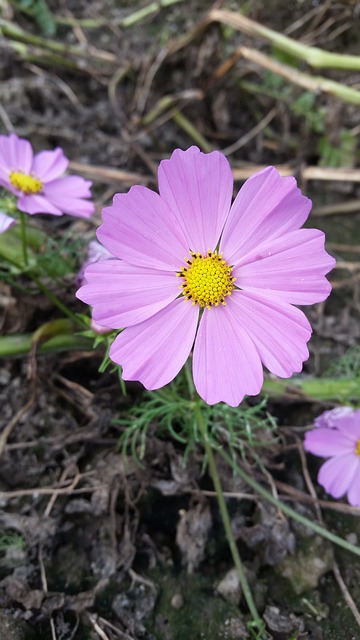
[314,406,354,429]
[0,211,16,234]
[77,240,114,286]
[304,407,360,506]
[0,133,94,218]
[77,240,114,335]
[77,146,335,406]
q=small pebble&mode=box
[0,369,11,385]
[216,568,242,605]
[171,593,184,609]
[346,532,358,545]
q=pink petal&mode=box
[220,166,312,264]
[233,229,335,305]
[76,260,180,328]
[90,319,111,335]
[228,291,311,377]
[42,176,94,218]
[346,464,360,507]
[328,410,360,438]
[304,428,355,457]
[31,148,69,182]
[192,305,263,406]
[17,193,62,215]
[109,299,199,390]
[77,240,114,286]
[45,175,92,198]
[0,133,33,175]
[48,197,94,218]
[87,240,113,263]
[0,212,16,234]
[318,454,359,499]
[314,407,355,429]
[98,186,188,271]
[0,175,11,188]
[158,146,233,255]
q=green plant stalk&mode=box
[183,360,196,397]
[196,406,263,630]
[18,211,28,267]
[210,9,360,71]
[237,46,360,107]
[0,331,93,358]
[0,230,30,268]
[0,223,83,326]
[219,449,360,558]
[171,109,214,152]
[29,273,84,326]
[122,0,183,27]
[263,377,359,403]
[4,38,80,70]
[56,16,104,28]
[56,0,183,29]
[0,18,98,59]
[143,95,179,126]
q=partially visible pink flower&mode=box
[304,407,360,506]
[0,133,94,218]
[87,240,113,264]
[314,406,354,429]
[0,211,16,234]
[77,146,335,406]
[90,318,112,335]
[77,240,114,335]
[77,240,114,286]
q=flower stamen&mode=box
[355,441,360,457]
[9,170,43,195]
[177,250,236,309]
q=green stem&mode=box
[19,211,28,267]
[210,9,360,71]
[122,0,183,27]
[0,225,85,328]
[195,406,263,630]
[29,274,84,326]
[183,360,196,397]
[263,376,360,403]
[0,331,93,358]
[172,108,214,152]
[0,18,108,60]
[219,449,360,559]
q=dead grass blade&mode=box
[68,161,153,186]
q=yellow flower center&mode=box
[355,441,360,457]
[9,170,43,195]
[178,250,236,309]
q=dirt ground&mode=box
[1,1,360,638]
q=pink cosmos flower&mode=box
[76,146,335,406]
[77,240,114,335]
[314,406,354,429]
[0,211,16,234]
[89,318,112,335]
[77,240,114,286]
[0,133,94,218]
[304,407,360,507]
